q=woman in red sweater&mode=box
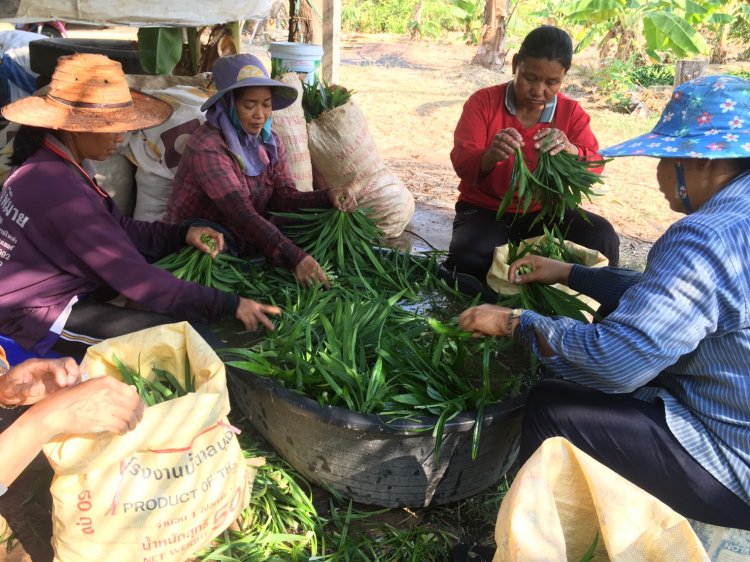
[444,25,619,284]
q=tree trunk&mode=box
[289,0,315,43]
[710,24,728,64]
[674,59,709,86]
[472,0,511,69]
[409,0,424,41]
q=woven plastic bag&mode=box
[43,322,250,562]
[493,437,709,561]
[124,81,211,222]
[272,72,314,192]
[307,99,415,238]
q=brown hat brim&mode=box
[1,89,173,133]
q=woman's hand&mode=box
[459,304,514,337]
[508,255,573,287]
[186,226,225,259]
[328,188,357,213]
[0,377,145,488]
[482,128,523,170]
[295,256,331,289]
[0,357,80,407]
[235,298,281,332]
[534,128,577,156]
[33,377,145,437]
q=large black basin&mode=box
[229,367,524,508]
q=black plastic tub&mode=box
[228,367,524,508]
[29,38,147,87]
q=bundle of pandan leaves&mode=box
[112,353,195,406]
[502,226,601,323]
[496,144,610,224]
[154,234,250,293]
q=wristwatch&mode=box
[505,308,525,337]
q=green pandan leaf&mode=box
[137,27,183,75]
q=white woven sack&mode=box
[307,100,414,238]
[125,83,211,222]
[272,72,313,191]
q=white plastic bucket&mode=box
[269,41,324,84]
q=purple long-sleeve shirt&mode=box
[0,140,238,350]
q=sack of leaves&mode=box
[270,72,314,191]
[43,322,251,562]
[303,76,415,238]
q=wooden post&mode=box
[310,0,323,45]
[321,0,341,84]
[674,60,709,87]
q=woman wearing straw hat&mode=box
[0,53,281,358]
[459,75,750,529]
[164,54,357,290]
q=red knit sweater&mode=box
[451,82,602,213]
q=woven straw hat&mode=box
[1,53,172,132]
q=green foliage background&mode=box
[341,0,462,35]
[340,0,749,58]
[338,0,552,39]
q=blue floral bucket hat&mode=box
[601,74,750,159]
[201,54,298,112]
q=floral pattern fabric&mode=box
[602,75,750,159]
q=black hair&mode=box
[8,125,47,167]
[517,26,574,71]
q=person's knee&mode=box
[519,379,580,461]
[560,211,620,265]
[526,378,571,406]
[600,224,620,266]
[445,247,492,279]
[584,216,620,265]
[446,229,497,278]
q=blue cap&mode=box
[601,75,750,159]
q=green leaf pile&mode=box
[300,75,354,122]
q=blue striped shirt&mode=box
[516,171,750,504]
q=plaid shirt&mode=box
[165,123,331,269]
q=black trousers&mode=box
[445,202,620,280]
[520,378,750,530]
[51,299,219,360]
